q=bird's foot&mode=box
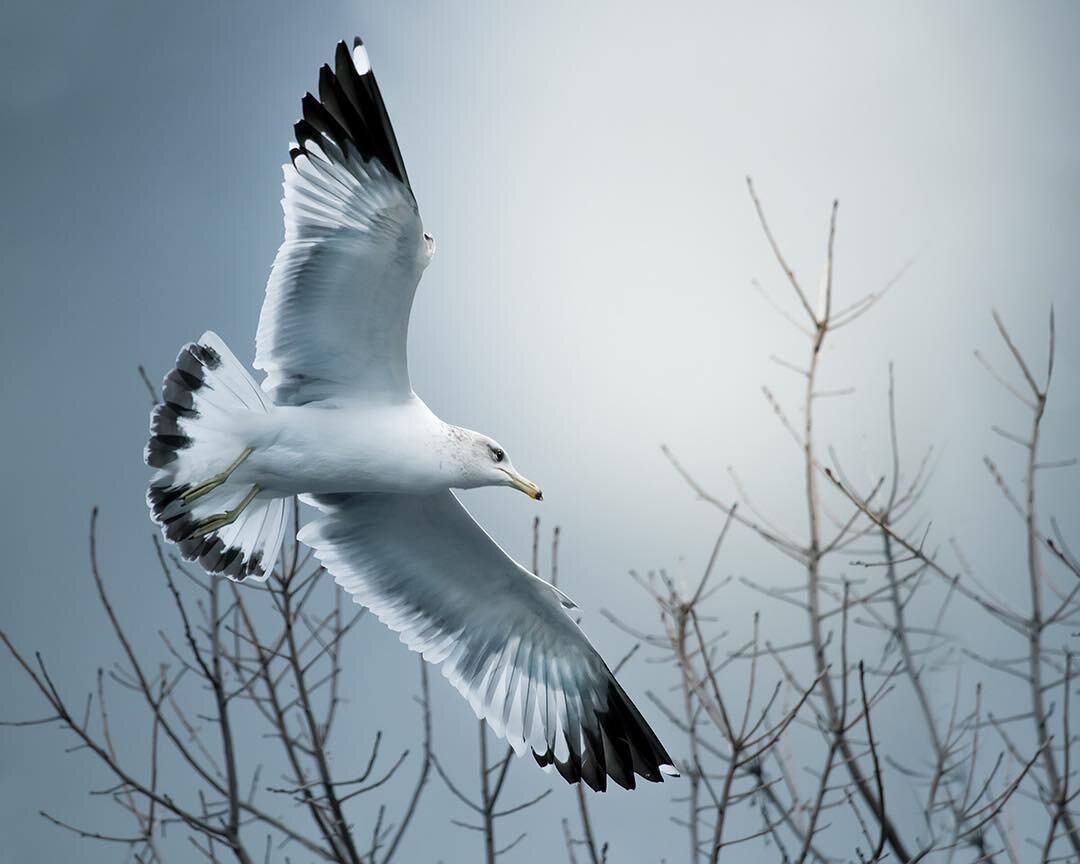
[181,447,254,504]
[190,485,261,538]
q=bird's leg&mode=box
[190,486,261,538]
[182,447,254,504]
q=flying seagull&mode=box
[146,37,676,791]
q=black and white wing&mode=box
[298,492,678,791]
[255,39,431,406]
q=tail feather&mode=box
[146,332,289,582]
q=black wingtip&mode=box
[528,673,675,792]
[289,38,412,193]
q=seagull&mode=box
[145,37,676,791]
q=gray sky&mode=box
[2,2,1079,862]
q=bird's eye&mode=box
[492,448,505,463]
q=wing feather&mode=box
[255,39,429,406]
[298,491,676,791]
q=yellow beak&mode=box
[505,471,543,500]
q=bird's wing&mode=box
[298,491,677,791]
[255,39,429,406]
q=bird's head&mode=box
[456,430,542,500]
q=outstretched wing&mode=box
[298,492,677,791]
[255,38,431,406]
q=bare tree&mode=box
[1,507,433,863]
[624,180,1066,862]
[826,305,1079,861]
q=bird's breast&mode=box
[244,401,452,496]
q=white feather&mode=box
[300,491,672,784]
[255,134,426,406]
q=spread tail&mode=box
[145,331,290,581]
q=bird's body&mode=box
[228,398,467,497]
[145,37,675,791]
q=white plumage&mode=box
[145,37,675,790]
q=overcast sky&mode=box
[2,2,1079,862]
